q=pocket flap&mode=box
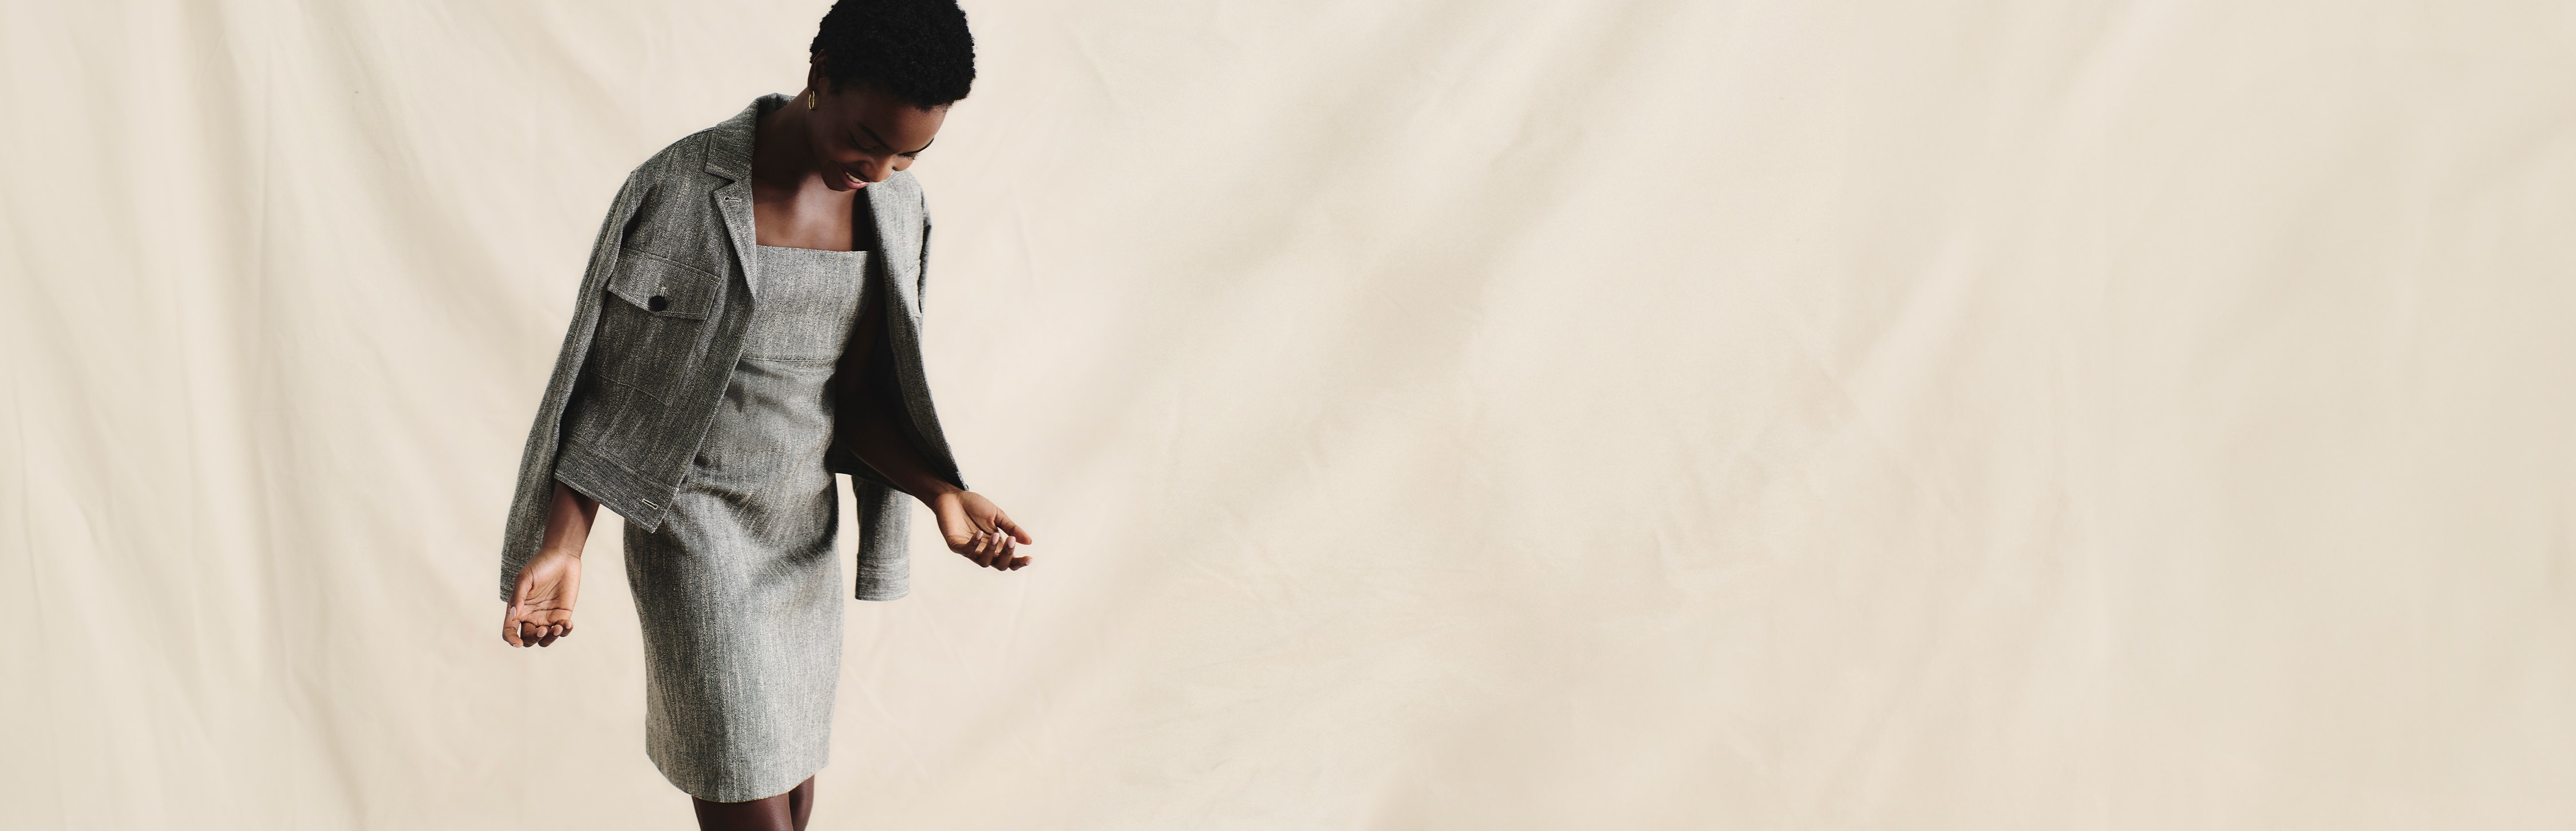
[605,249,720,320]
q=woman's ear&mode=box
[806,54,832,96]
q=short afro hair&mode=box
[809,0,977,108]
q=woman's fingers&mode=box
[506,572,545,647]
[954,523,1033,572]
[503,601,580,648]
[983,519,1028,569]
[997,515,1034,546]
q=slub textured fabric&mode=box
[500,94,966,604]
[615,244,872,803]
[23,5,2576,829]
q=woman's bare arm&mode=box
[843,398,1035,570]
[841,397,962,504]
[544,481,600,554]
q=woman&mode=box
[493,2,1032,828]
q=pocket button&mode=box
[648,296,669,312]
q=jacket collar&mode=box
[702,96,776,299]
[702,94,778,182]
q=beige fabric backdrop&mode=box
[5,1,2573,828]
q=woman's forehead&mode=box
[837,92,945,149]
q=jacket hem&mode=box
[552,438,677,533]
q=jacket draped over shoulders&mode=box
[497,94,963,603]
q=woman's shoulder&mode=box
[613,97,774,201]
[586,129,728,230]
[878,171,924,204]
[620,128,722,192]
[866,172,928,224]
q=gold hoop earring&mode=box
[806,90,817,110]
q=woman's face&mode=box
[804,75,948,192]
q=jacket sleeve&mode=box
[916,199,933,316]
[496,166,654,602]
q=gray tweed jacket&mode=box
[497,94,965,602]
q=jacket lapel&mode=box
[862,176,961,483]
[864,180,924,324]
[703,96,776,300]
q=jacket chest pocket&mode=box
[588,249,724,400]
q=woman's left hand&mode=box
[931,490,1033,570]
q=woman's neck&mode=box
[750,100,824,191]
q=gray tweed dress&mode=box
[619,243,871,802]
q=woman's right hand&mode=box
[504,482,599,648]
[504,549,582,647]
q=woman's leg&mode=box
[691,775,817,831]
[786,775,816,830]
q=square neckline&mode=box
[754,243,869,254]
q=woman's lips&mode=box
[843,170,868,189]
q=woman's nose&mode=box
[856,156,893,183]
